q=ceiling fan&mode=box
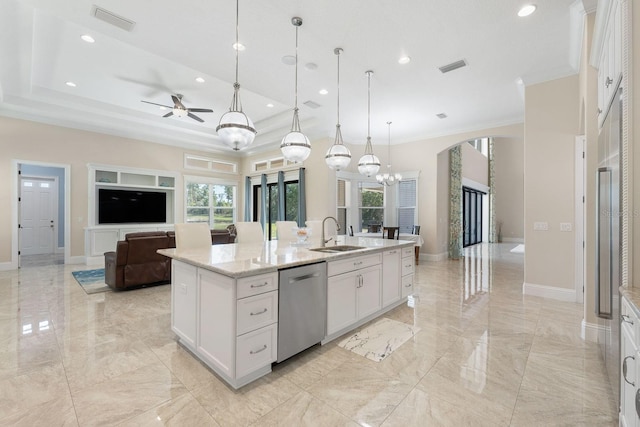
[141,94,213,123]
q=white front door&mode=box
[20,177,57,255]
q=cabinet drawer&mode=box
[622,297,639,343]
[402,274,413,298]
[401,257,414,276]
[402,246,414,258]
[236,323,277,379]
[328,253,381,277]
[237,291,278,336]
[237,272,278,299]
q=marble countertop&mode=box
[620,286,640,317]
[158,236,414,278]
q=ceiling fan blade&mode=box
[163,111,174,118]
[171,95,186,109]
[141,100,173,108]
[187,108,213,113]
[187,113,204,123]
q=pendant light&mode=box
[376,121,402,185]
[325,47,352,170]
[216,0,257,151]
[358,70,381,177]
[280,17,311,163]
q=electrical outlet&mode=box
[560,222,572,232]
[533,222,549,231]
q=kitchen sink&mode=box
[309,245,365,253]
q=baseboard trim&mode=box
[67,256,86,265]
[421,252,448,262]
[502,237,524,243]
[581,320,605,343]
[85,256,104,266]
[0,261,17,271]
[522,282,576,302]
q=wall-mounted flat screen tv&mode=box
[98,188,166,224]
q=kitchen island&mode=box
[158,236,415,389]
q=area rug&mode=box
[72,268,110,294]
[510,244,525,254]
[338,317,420,362]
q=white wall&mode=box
[494,136,524,242]
[524,74,580,293]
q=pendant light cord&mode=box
[294,24,299,111]
[387,121,392,167]
[367,72,371,138]
[336,50,340,125]
[235,0,239,84]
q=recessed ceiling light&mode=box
[305,62,318,71]
[518,4,537,17]
[80,34,95,43]
[233,42,245,51]
[398,56,411,65]
[266,103,274,108]
[65,81,76,87]
[282,55,296,65]
[195,77,205,83]
[319,89,328,95]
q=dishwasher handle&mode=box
[288,272,320,283]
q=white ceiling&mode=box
[1,0,594,156]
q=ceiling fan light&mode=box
[173,108,187,117]
[217,110,256,151]
[281,131,311,162]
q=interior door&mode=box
[20,177,57,255]
[463,187,484,247]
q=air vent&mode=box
[303,100,321,109]
[438,59,467,74]
[436,113,448,119]
[92,6,136,32]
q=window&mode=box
[358,181,384,232]
[397,179,417,233]
[468,137,489,156]
[185,180,236,230]
[252,179,299,240]
[336,179,350,235]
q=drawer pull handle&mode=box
[405,282,412,287]
[251,282,269,288]
[250,308,268,316]
[250,345,268,355]
[405,264,412,268]
[605,77,613,88]
[622,314,634,325]
[623,356,636,386]
[354,261,363,266]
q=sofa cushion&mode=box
[126,235,171,264]
[124,262,168,286]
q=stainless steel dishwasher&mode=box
[277,262,327,363]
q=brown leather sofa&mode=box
[104,229,235,291]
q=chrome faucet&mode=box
[321,216,341,247]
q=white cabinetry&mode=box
[401,246,415,297]
[620,296,639,427]
[327,253,381,337]
[170,260,278,389]
[382,249,401,307]
[597,0,623,127]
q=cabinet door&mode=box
[327,273,358,336]
[401,273,414,298]
[197,269,236,378]
[621,323,637,427]
[357,266,382,320]
[382,250,401,307]
[171,261,198,349]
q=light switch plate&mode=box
[560,222,572,232]
[533,222,549,231]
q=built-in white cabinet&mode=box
[382,249,401,307]
[620,296,639,427]
[327,253,382,337]
[401,246,415,298]
[170,260,278,389]
[597,0,623,128]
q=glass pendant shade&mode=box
[325,47,351,171]
[216,0,256,151]
[359,71,380,177]
[281,17,311,162]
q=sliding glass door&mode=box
[463,186,484,247]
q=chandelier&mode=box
[376,121,402,185]
[216,0,257,151]
[325,47,351,170]
[357,70,381,177]
[280,17,311,163]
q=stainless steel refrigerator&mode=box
[596,85,622,408]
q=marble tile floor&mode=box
[0,243,617,426]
